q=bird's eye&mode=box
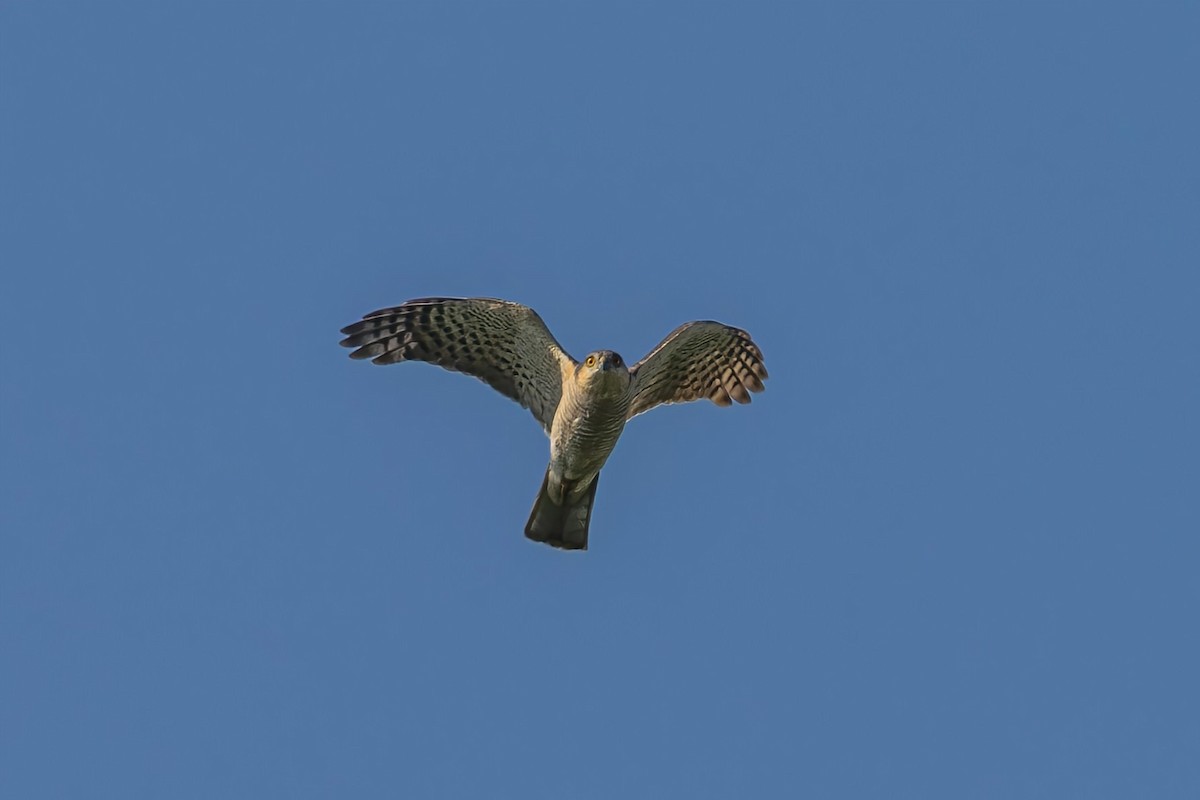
[612,354,622,366]
[585,355,596,367]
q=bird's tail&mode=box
[524,469,599,551]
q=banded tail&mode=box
[524,470,599,551]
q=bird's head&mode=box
[577,350,631,393]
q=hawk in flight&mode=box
[339,297,768,550]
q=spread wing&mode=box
[339,297,575,432]
[627,321,768,418]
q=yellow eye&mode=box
[585,355,596,367]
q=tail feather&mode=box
[524,471,599,551]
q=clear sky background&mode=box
[2,3,1198,798]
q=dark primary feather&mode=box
[339,297,573,431]
[628,321,768,418]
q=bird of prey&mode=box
[339,297,768,550]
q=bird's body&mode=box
[550,351,632,484]
[340,297,767,550]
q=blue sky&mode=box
[2,3,1198,797]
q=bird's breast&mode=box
[550,394,630,480]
